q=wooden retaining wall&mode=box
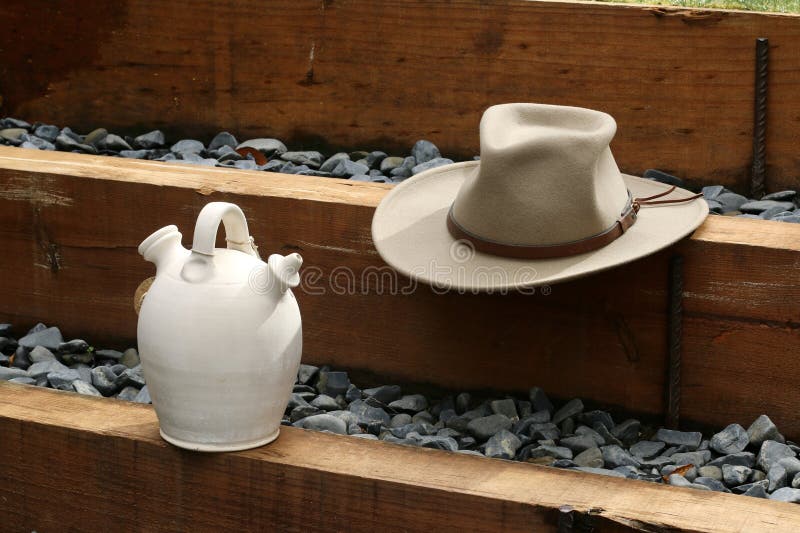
[1,0,800,192]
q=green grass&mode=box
[589,0,800,13]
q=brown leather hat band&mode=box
[446,187,702,260]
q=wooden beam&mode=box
[2,382,799,532]
[1,1,800,191]
[0,147,798,440]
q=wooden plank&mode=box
[1,1,800,192]
[2,382,799,533]
[0,147,798,440]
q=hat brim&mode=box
[371,161,708,291]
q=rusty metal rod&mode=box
[751,37,769,199]
[666,254,683,430]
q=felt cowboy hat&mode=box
[371,103,708,291]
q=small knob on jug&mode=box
[268,253,303,293]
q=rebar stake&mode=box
[751,37,769,199]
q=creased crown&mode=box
[451,103,629,247]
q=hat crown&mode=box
[451,103,628,247]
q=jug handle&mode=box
[191,202,259,257]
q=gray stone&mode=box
[762,190,797,201]
[363,385,402,405]
[379,156,405,173]
[702,185,724,200]
[19,325,63,351]
[573,466,626,478]
[694,477,730,492]
[770,487,800,502]
[768,464,789,492]
[170,139,204,154]
[758,440,796,472]
[742,481,770,498]
[779,457,800,478]
[412,411,435,424]
[552,398,583,425]
[208,132,238,151]
[83,128,108,147]
[773,214,800,223]
[34,124,60,142]
[575,426,605,446]
[47,369,82,390]
[610,419,640,445]
[27,359,68,379]
[389,156,416,179]
[72,379,102,397]
[0,367,29,381]
[310,394,340,411]
[406,432,459,451]
[70,364,92,384]
[117,386,141,401]
[722,464,752,487]
[58,339,90,354]
[715,192,748,212]
[740,200,796,214]
[697,465,723,481]
[528,387,554,413]
[484,429,522,459]
[653,428,702,450]
[467,414,513,441]
[237,138,287,158]
[643,169,685,187]
[0,128,27,142]
[708,451,756,468]
[121,366,145,388]
[452,392,471,414]
[752,469,767,482]
[233,159,258,170]
[411,140,441,164]
[560,435,598,454]
[669,474,710,491]
[345,384,361,403]
[670,450,711,467]
[412,157,454,175]
[98,134,132,152]
[630,440,666,459]
[760,205,793,219]
[364,151,387,169]
[390,422,435,439]
[316,370,350,397]
[348,399,391,426]
[710,423,749,454]
[390,413,412,428]
[120,348,140,368]
[90,366,122,396]
[1,117,30,129]
[297,364,319,385]
[577,410,614,429]
[290,405,322,422]
[8,377,35,385]
[521,444,573,461]
[280,151,324,168]
[748,415,785,448]
[319,153,349,173]
[95,349,123,361]
[294,413,347,434]
[331,159,369,178]
[389,394,428,413]
[591,423,621,447]
[574,447,604,468]
[489,398,518,420]
[601,445,641,468]
[29,346,56,363]
[119,149,150,159]
[21,134,55,151]
[528,422,560,441]
[56,134,97,153]
[134,130,165,149]
[131,385,150,403]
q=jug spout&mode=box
[138,225,186,273]
[267,253,303,294]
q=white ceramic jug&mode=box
[136,202,303,451]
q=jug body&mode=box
[136,202,303,452]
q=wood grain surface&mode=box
[3,382,800,532]
[0,1,799,192]
[0,147,798,441]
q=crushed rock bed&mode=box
[2,322,800,503]
[0,116,799,222]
